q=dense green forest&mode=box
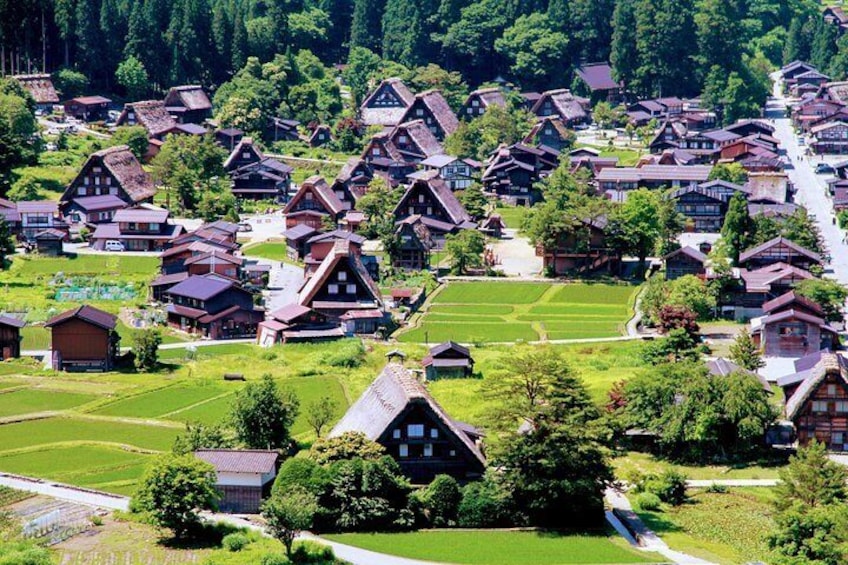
[0,0,836,102]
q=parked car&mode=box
[816,163,835,174]
[104,240,125,252]
[237,222,253,232]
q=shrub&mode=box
[319,339,365,368]
[647,470,688,506]
[90,514,103,526]
[706,483,729,494]
[457,476,513,528]
[291,541,335,564]
[273,458,330,497]
[634,492,661,511]
[423,475,461,527]
[221,532,250,552]
[260,553,288,565]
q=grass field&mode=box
[0,417,180,452]
[635,488,776,564]
[397,281,637,343]
[0,389,97,418]
[242,240,292,263]
[324,531,660,564]
[614,451,786,481]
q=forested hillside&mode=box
[0,0,835,103]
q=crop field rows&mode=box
[397,282,636,343]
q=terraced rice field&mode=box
[397,281,637,343]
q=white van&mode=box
[104,240,125,252]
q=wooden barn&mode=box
[663,246,707,281]
[0,316,25,360]
[330,363,486,483]
[46,306,120,372]
[422,341,474,379]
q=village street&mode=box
[767,80,848,289]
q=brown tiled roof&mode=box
[532,89,589,122]
[283,176,345,216]
[164,85,212,112]
[738,236,821,265]
[394,177,471,226]
[45,305,117,330]
[120,100,178,137]
[360,78,415,126]
[13,74,58,104]
[762,290,825,316]
[575,63,622,91]
[195,449,278,474]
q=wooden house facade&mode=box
[538,216,613,276]
[283,176,345,230]
[164,85,212,124]
[663,246,707,280]
[738,237,822,271]
[46,306,119,372]
[782,353,848,451]
[165,275,263,339]
[330,363,486,483]
[752,292,838,357]
[0,316,24,360]
[399,90,459,141]
[422,341,474,379]
[460,88,506,120]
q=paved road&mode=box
[0,473,129,511]
[260,259,305,312]
[605,488,715,565]
[768,78,848,288]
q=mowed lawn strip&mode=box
[0,417,179,452]
[547,284,636,304]
[323,531,659,565]
[0,389,98,417]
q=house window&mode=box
[149,223,160,231]
[346,284,356,294]
[430,428,438,438]
[399,444,408,457]
[828,384,837,396]
[837,400,848,413]
[418,194,426,204]
[407,424,424,438]
[328,284,339,294]
[449,450,456,457]
[423,444,433,457]
[338,271,347,282]
[834,432,844,445]
[416,108,424,116]
[393,429,401,439]
[305,192,313,200]
[243,152,251,159]
[813,400,828,412]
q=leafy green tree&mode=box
[309,432,386,465]
[631,0,698,97]
[442,0,510,85]
[172,422,233,455]
[131,328,162,372]
[151,134,227,212]
[489,348,613,528]
[641,327,702,365]
[729,328,765,371]
[357,177,397,239]
[405,64,468,111]
[0,82,39,189]
[350,0,386,52]
[344,47,382,105]
[457,183,489,220]
[495,14,569,91]
[694,0,743,80]
[720,192,753,264]
[709,162,748,185]
[272,457,331,497]
[445,230,485,275]
[610,0,638,89]
[607,189,663,276]
[115,56,150,100]
[133,454,219,539]
[0,218,14,269]
[382,0,427,67]
[262,487,319,560]
[622,361,776,460]
[53,68,90,98]
[111,127,150,160]
[769,442,848,565]
[306,395,338,438]
[229,374,300,450]
[444,105,534,162]
[667,275,715,319]
[794,278,848,323]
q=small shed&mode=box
[33,229,66,256]
[63,96,112,122]
[194,449,279,513]
[45,305,119,372]
[422,341,474,379]
[0,315,25,359]
[479,214,507,238]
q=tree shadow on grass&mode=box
[159,521,244,550]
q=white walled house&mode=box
[194,449,278,513]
